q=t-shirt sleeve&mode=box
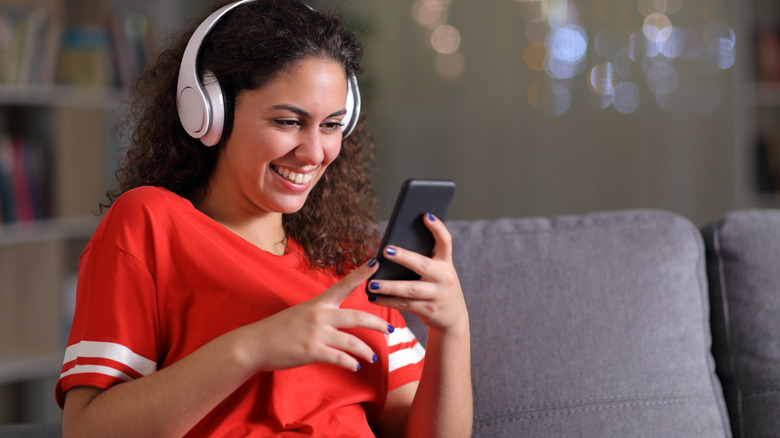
[55,241,160,408]
[385,309,425,392]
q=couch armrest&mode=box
[703,209,780,438]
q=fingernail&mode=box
[368,295,377,302]
[372,354,378,363]
[356,363,361,371]
[369,281,380,291]
[388,324,395,333]
[427,212,435,222]
[385,246,396,256]
[368,258,378,267]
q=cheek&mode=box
[322,140,343,167]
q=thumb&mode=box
[319,258,379,307]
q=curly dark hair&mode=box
[108,0,379,275]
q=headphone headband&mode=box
[176,0,361,146]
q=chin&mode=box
[273,199,309,215]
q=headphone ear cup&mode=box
[342,74,361,138]
[199,71,226,146]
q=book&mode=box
[0,135,52,224]
[756,29,780,82]
[56,25,111,87]
[106,10,153,88]
[0,136,16,223]
[0,6,63,86]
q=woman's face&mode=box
[211,57,348,216]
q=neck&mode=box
[195,192,287,256]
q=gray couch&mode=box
[404,208,779,437]
[2,209,778,437]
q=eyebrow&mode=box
[272,104,346,119]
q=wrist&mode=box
[220,326,264,378]
[427,314,470,342]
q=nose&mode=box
[294,127,326,165]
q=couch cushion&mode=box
[0,424,62,438]
[405,209,730,437]
[702,209,780,438]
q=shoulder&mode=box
[107,187,190,220]
[115,186,188,209]
[92,186,190,242]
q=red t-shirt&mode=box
[56,186,424,436]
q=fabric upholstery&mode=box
[702,209,780,438]
[406,209,730,437]
[0,424,61,438]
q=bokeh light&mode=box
[642,13,672,43]
[512,0,735,115]
[548,0,579,28]
[412,0,736,108]
[436,51,466,77]
[411,0,464,78]
[704,23,736,70]
[545,24,588,80]
[412,0,449,29]
[524,41,547,71]
[547,25,588,63]
[612,81,640,114]
[431,25,461,54]
[590,63,617,96]
[517,0,549,23]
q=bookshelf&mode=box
[0,0,189,424]
[734,0,780,206]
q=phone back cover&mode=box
[373,179,456,282]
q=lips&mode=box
[271,165,313,184]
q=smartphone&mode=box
[366,178,456,298]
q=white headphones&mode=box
[176,0,362,146]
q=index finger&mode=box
[318,258,379,307]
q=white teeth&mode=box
[274,166,312,184]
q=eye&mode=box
[274,119,301,129]
[322,121,344,132]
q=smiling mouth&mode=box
[272,165,313,184]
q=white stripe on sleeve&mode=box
[388,342,426,372]
[386,327,418,347]
[62,341,157,377]
[59,364,134,382]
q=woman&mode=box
[57,1,472,436]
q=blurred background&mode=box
[0,0,777,424]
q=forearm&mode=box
[63,327,255,438]
[404,320,473,438]
[63,264,389,438]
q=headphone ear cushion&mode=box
[220,82,236,141]
[199,71,226,146]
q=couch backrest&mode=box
[702,209,780,438]
[406,209,731,437]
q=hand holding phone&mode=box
[366,179,456,298]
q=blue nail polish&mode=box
[356,363,361,371]
[372,354,378,363]
[427,212,435,222]
[368,258,378,267]
[388,324,395,333]
[369,281,380,290]
[386,246,396,256]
